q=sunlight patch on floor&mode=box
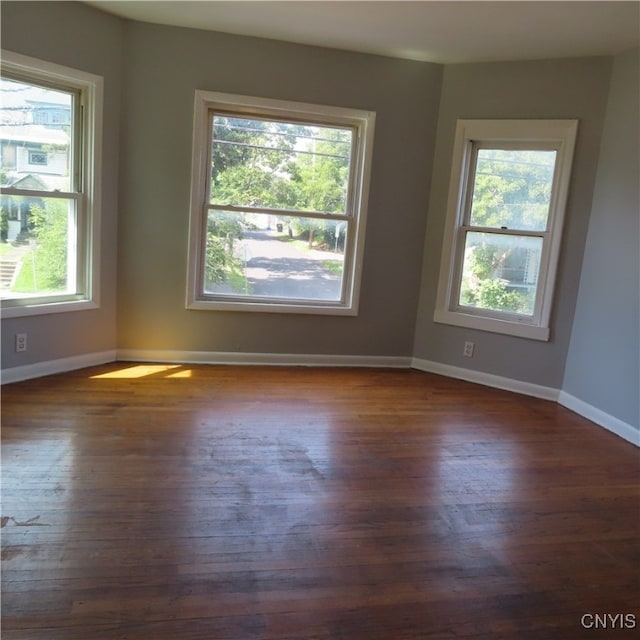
[91,364,184,379]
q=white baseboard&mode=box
[116,349,412,369]
[412,357,638,447]
[411,357,560,401]
[1,350,117,385]
[3,349,636,448]
[558,391,640,447]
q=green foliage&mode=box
[13,201,68,293]
[0,205,8,242]
[470,149,555,230]
[460,239,533,315]
[1,172,10,241]
[288,128,350,248]
[322,260,343,276]
[290,128,350,214]
[215,164,298,211]
[204,214,244,289]
[462,277,528,314]
[204,235,229,285]
[211,117,300,209]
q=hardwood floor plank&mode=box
[2,364,638,639]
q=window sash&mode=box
[463,142,559,233]
[197,207,354,306]
[1,72,81,194]
[206,203,350,223]
[0,193,86,307]
[207,110,357,219]
[1,187,81,200]
[452,228,547,320]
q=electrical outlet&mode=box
[463,341,474,357]
[15,333,27,352]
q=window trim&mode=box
[434,119,578,341]
[28,150,48,166]
[186,90,375,316]
[0,50,103,318]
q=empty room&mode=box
[1,1,638,638]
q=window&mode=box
[0,51,102,317]
[28,151,48,166]
[187,91,375,315]
[434,119,578,341]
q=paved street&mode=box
[238,230,343,300]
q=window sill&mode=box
[433,308,550,341]
[1,299,98,319]
[187,297,358,316]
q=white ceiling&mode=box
[85,1,639,64]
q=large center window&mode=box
[187,92,375,315]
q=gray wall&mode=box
[412,58,612,388]
[0,1,123,368]
[562,49,640,431]
[1,1,635,436]
[116,21,441,357]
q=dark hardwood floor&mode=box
[1,363,638,639]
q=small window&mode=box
[187,91,375,315]
[434,120,578,340]
[28,150,48,166]
[0,51,103,317]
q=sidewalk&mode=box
[0,242,31,289]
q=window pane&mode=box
[204,210,346,301]
[0,195,75,298]
[1,78,74,192]
[210,116,353,215]
[459,231,542,316]
[470,149,556,231]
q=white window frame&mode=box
[0,50,102,318]
[434,119,578,341]
[186,90,375,315]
